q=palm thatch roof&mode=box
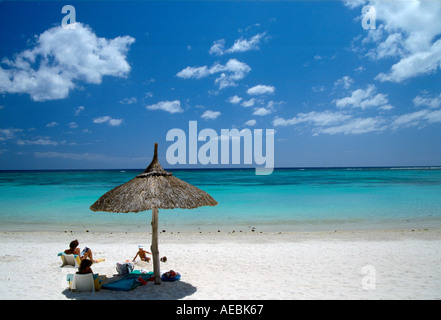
[90,143,217,213]
[90,143,217,285]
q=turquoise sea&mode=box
[1,168,441,233]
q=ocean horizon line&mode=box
[1,165,441,233]
[1,165,441,173]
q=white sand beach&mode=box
[0,228,440,300]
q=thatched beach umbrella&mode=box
[90,143,217,284]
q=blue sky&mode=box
[1,0,441,170]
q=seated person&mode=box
[64,239,97,263]
[74,259,106,290]
[132,245,151,262]
[77,259,94,274]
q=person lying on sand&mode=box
[132,245,151,262]
[64,239,98,263]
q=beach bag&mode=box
[116,262,134,275]
[161,270,181,282]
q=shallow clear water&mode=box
[1,168,441,232]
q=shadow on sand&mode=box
[61,274,197,300]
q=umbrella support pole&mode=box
[151,207,161,285]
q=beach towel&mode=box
[101,271,154,291]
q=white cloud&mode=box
[250,100,280,116]
[375,41,441,82]
[379,104,394,111]
[318,117,385,135]
[391,110,429,129]
[34,151,149,164]
[334,84,390,110]
[368,32,404,60]
[312,85,325,93]
[253,107,272,116]
[177,59,251,89]
[354,66,366,73]
[214,59,252,89]
[342,0,367,9]
[0,128,22,141]
[69,122,78,129]
[228,95,242,104]
[273,111,351,128]
[176,66,210,79]
[93,116,123,126]
[413,93,441,109]
[274,100,441,135]
[241,98,256,108]
[272,110,385,135]
[0,23,135,101]
[244,119,256,126]
[201,110,221,120]
[391,108,441,130]
[119,97,137,105]
[17,138,58,146]
[146,100,183,114]
[427,110,441,123]
[354,0,441,82]
[74,106,85,116]
[209,39,226,56]
[266,100,283,110]
[334,76,354,89]
[272,117,290,127]
[226,32,267,54]
[209,33,267,56]
[46,121,59,127]
[247,84,275,95]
